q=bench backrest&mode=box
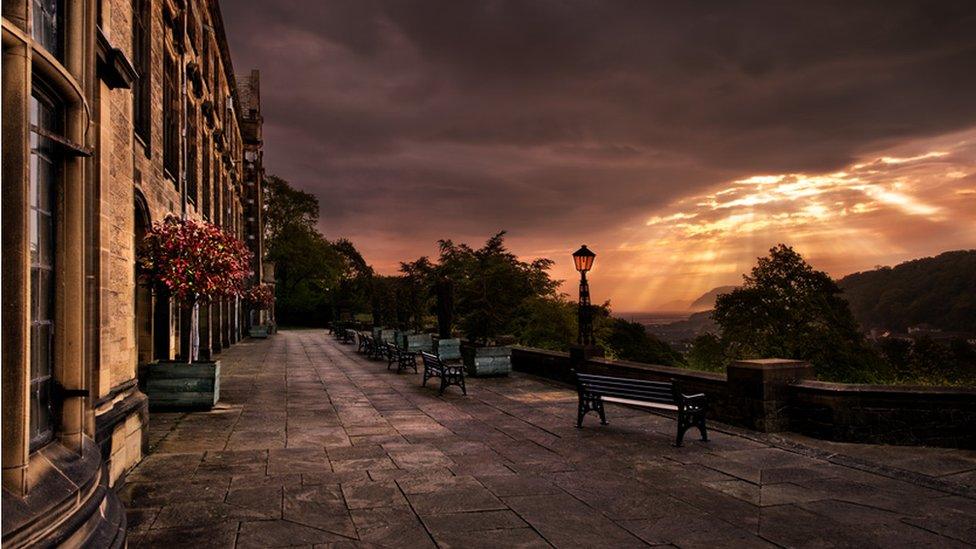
[576,372,677,405]
[420,351,442,368]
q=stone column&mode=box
[198,304,212,360]
[211,301,222,354]
[726,359,814,432]
[1,30,31,496]
[221,300,230,348]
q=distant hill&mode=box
[646,310,717,343]
[689,285,738,311]
[838,250,976,334]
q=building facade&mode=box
[1,0,263,546]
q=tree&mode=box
[599,318,684,366]
[399,257,435,332]
[713,244,885,382]
[438,232,559,344]
[263,174,319,242]
[138,215,250,361]
[686,333,726,373]
[262,175,373,325]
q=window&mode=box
[202,136,211,219]
[132,0,151,147]
[32,0,64,59]
[187,109,198,204]
[29,90,61,451]
[163,50,180,182]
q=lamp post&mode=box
[572,245,596,347]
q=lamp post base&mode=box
[570,344,604,366]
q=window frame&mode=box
[28,84,63,452]
[162,48,180,184]
[32,0,65,61]
[131,0,152,151]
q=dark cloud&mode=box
[221,0,976,278]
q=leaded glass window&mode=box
[28,90,60,450]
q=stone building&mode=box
[1,0,263,545]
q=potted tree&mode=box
[395,258,434,352]
[244,283,275,338]
[137,215,251,410]
[441,233,558,376]
[432,276,461,361]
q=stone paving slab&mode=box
[121,330,976,548]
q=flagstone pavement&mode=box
[121,329,976,548]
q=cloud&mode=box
[220,1,976,307]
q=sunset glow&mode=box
[590,130,976,311]
[222,3,976,313]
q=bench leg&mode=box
[577,393,603,428]
[697,414,708,442]
[422,368,430,387]
[676,412,699,447]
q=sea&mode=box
[615,312,692,327]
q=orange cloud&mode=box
[592,128,976,311]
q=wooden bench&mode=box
[356,332,368,353]
[420,352,466,396]
[361,335,382,359]
[575,372,708,447]
[339,328,356,344]
[386,343,418,374]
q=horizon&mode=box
[222,2,976,311]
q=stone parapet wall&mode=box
[790,380,976,448]
[511,346,975,449]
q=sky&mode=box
[222,1,976,311]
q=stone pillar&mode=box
[569,344,604,367]
[221,300,230,348]
[2,33,31,496]
[726,359,814,432]
[211,302,222,354]
[178,305,192,360]
[198,304,211,360]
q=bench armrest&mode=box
[677,392,708,411]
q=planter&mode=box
[461,344,512,377]
[379,329,396,344]
[372,326,385,340]
[434,338,461,361]
[140,360,220,411]
[404,333,433,353]
[249,325,269,338]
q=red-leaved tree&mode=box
[243,283,275,311]
[138,215,252,361]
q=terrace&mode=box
[122,330,976,548]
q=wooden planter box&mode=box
[141,360,220,411]
[249,325,269,338]
[379,328,396,344]
[398,333,433,353]
[461,344,512,377]
[434,338,461,361]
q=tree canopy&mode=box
[838,250,976,334]
[712,244,885,382]
[263,175,372,325]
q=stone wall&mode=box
[790,381,976,448]
[511,346,976,449]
